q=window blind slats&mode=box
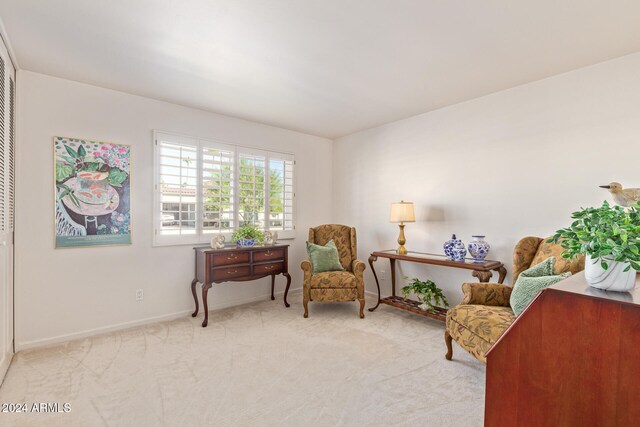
[8,76,14,231]
[202,146,235,233]
[158,139,198,236]
[154,132,295,245]
[0,55,5,232]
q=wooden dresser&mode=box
[485,272,640,426]
[191,244,291,327]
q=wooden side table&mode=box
[368,250,506,322]
[192,244,291,327]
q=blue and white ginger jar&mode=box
[452,241,467,262]
[468,235,490,263]
[443,234,462,260]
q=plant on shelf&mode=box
[548,201,640,291]
[401,276,449,313]
[231,225,265,247]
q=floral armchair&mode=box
[301,225,366,318]
[444,236,585,363]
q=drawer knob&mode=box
[227,270,237,274]
[227,254,238,260]
[265,251,272,256]
[265,265,274,270]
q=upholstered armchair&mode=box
[444,236,585,363]
[301,225,366,318]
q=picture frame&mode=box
[54,136,132,248]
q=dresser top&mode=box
[549,271,640,307]
[194,243,290,254]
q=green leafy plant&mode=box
[548,201,640,272]
[231,225,265,243]
[401,277,449,313]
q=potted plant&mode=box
[231,226,265,247]
[401,277,449,313]
[548,200,640,292]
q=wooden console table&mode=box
[191,244,291,327]
[368,250,506,322]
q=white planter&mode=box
[584,255,636,292]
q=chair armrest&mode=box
[352,259,366,276]
[301,259,312,273]
[461,282,512,307]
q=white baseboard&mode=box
[16,287,303,352]
[0,346,14,387]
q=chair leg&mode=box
[358,298,365,319]
[303,298,309,318]
[444,330,453,360]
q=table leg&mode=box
[472,270,493,282]
[201,282,212,327]
[368,255,381,312]
[283,272,291,308]
[270,274,275,300]
[191,279,199,317]
[495,266,507,284]
[390,258,397,297]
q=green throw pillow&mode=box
[306,240,345,274]
[510,256,571,316]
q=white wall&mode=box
[333,53,640,305]
[15,71,333,350]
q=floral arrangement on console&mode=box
[231,226,265,247]
[548,200,640,291]
[401,277,449,313]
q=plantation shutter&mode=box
[156,133,199,237]
[267,153,294,232]
[8,75,14,232]
[202,143,235,233]
[0,34,16,381]
[153,131,295,245]
[0,55,5,233]
[237,150,266,228]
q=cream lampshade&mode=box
[390,201,415,255]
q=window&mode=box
[153,131,295,245]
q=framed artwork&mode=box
[54,136,132,248]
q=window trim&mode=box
[152,130,296,247]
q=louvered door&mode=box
[0,36,15,383]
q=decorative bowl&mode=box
[236,238,257,247]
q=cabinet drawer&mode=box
[253,248,285,263]
[254,262,284,276]
[210,251,250,266]
[212,266,251,281]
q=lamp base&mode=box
[396,223,407,255]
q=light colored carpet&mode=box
[0,295,485,426]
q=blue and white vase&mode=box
[236,238,257,247]
[452,241,467,262]
[468,235,490,263]
[443,234,462,260]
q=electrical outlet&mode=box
[136,289,144,301]
[380,270,386,282]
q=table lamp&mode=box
[390,200,415,255]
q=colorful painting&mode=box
[54,136,131,248]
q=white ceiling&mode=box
[2,1,640,138]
